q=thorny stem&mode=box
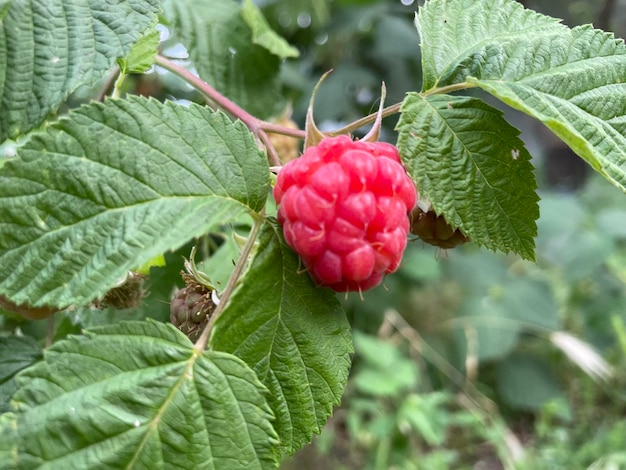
[193,214,264,351]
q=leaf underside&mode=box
[2,321,278,469]
[0,96,270,309]
[210,220,353,456]
[417,0,626,193]
[0,0,160,141]
[397,93,538,259]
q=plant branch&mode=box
[325,83,473,137]
[421,81,476,97]
[96,65,121,101]
[258,130,281,167]
[260,121,305,139]
[327,103,402,137]
[155,55,261,132]
[194,214,264,351]
[155,54,471,149]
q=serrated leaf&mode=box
[241,0,299,59]
[417,0,564,91]
[210,220,352,456]
[0,336,42,413]
[118,28,160,74]
[417,0,626,193]
[2,320,278,469]
[397,93,538,259]
[162,0,284,119]
[0,96,270,309]
[0,0,160,142]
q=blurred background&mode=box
[3,0,626,468]
[270,1,626,468]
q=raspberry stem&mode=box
[155,55,475,146]
[193,214,265,351]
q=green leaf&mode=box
[455,296,520,361]
[0,1,10,21]
[455,278,559,361]
[118,27,160,74]
[417,0,626,193]
[0,336,42,414]
[0,96,270,309]
[0,0,160,142]
[496,353,563,411]
[397,393,451,446]
[2,320,278,469]
[397,93,539,259]
[241,0,300,59]
[417,0,564,91]
[162,0,284,119]
[352,332,418,397]
[210,220,352,456]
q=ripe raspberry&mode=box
[410,207,468,249]
[274,135,417,292]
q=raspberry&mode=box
[410,207,468,249]
[170,272,216,342]
[93,271,146,310]
[274,135,417,292]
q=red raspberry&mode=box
[274,135,417,292]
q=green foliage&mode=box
[416,0,626,194]
[0,97,269,309]
[496,354,563,411]
[0,337,41,414]
[352,332,418,396]
[1,0,626,468]
[1,321,278,469]
[397,94,539,259]
[241,0,300,59]
[211,221,353,455]
[161,0,286,119]
[0,0,160,141]
[118,27,160,75]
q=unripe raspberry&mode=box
[410,207,468,249]
[170,272,216,342]
[274,135,417,292]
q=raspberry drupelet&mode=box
[274,135,417,292]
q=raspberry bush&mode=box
[1,0,626,467]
